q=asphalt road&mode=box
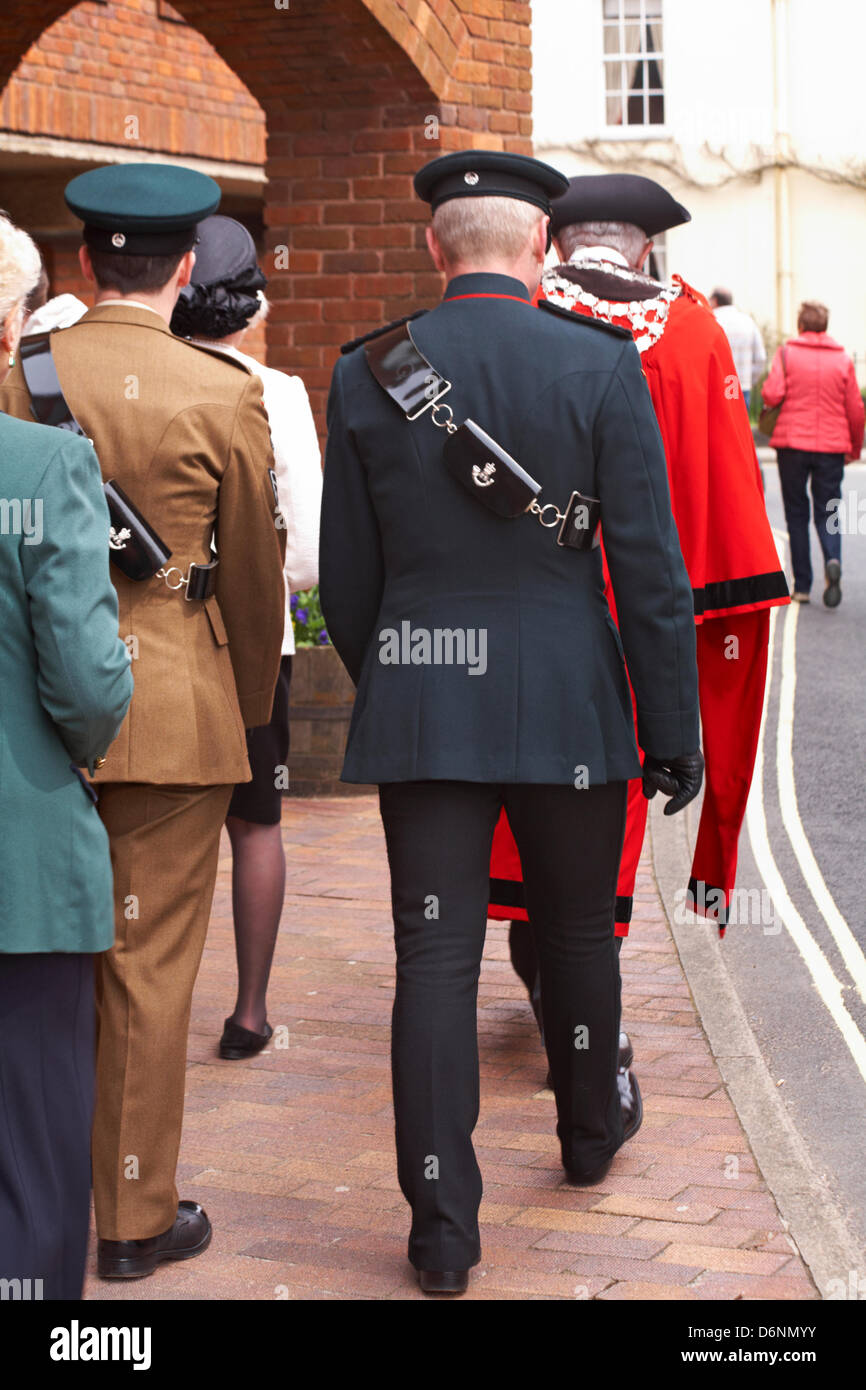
[717,459,866,1263]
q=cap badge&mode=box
[463,171,479,186]
[109,525,131,550]
[111,232,126,249]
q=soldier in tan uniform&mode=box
[0,163,286,1278]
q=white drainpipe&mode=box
[772,0,794,339]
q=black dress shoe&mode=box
[564,1155,614,1188]
[547,1032,633,1093]
[564,1072,643,1187]
[98,1200,212,1279]
[617,1063,643,1132]
[418,1269,470,1295]
[219,1018,273,1059]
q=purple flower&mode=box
[295,607,308,625]
[319,629,330,645]
[290,593,299,613]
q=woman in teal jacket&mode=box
[0,213,133,1299]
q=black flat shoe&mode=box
[418,1269,470,1294]
[98,1200,212,1279]
[564,1072,643,1187]
[219,1018,273,1059]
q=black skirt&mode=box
[227,655,292,825]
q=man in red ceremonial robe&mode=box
[490,174,789,1077]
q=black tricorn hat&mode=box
[414,150,569,216]
[551,173,691,239]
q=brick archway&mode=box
[0,0,531,422]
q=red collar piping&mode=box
[444,292,532,304]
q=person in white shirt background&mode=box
[172,215,322,1058]
[18,239,89,334]
[710,287,767,412]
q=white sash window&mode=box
[603,0,665,129]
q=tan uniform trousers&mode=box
[93,782,234,1240]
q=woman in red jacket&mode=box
[762,300,864,606]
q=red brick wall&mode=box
[42,241,91,304]
[0,0,533,430]
[365,0,532,147]
[1,0,264,164]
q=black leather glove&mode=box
[642,749,704,816]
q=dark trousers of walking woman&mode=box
[776,448,844,594]
[0,954,95,1299]
[379,778,627,1273]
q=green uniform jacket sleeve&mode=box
[20,433,134,772]
[319,356,385,685]
[592,342,700,759]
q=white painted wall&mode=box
[531,0,866,378]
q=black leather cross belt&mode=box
[364,319,600,549]
[19,330,218,597]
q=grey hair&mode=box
[0,214,42,329]
[432,195,545,266]
[555,219,648,268]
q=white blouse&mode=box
[193,341,322,655]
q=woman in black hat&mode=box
[172,216,322,1058]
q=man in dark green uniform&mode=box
[320,150,703,1295]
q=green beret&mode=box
[65,163,221,256]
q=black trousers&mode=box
[0,953,96,1300]
[510,919,624,1026]
[378,779,627,1271]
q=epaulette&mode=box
[340,309,428,356]
[182,338,253,370]
[538,299,632,340]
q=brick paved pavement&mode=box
[85,795,817,1301]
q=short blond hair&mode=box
[432,195,544,266]
[0,214,42,330]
